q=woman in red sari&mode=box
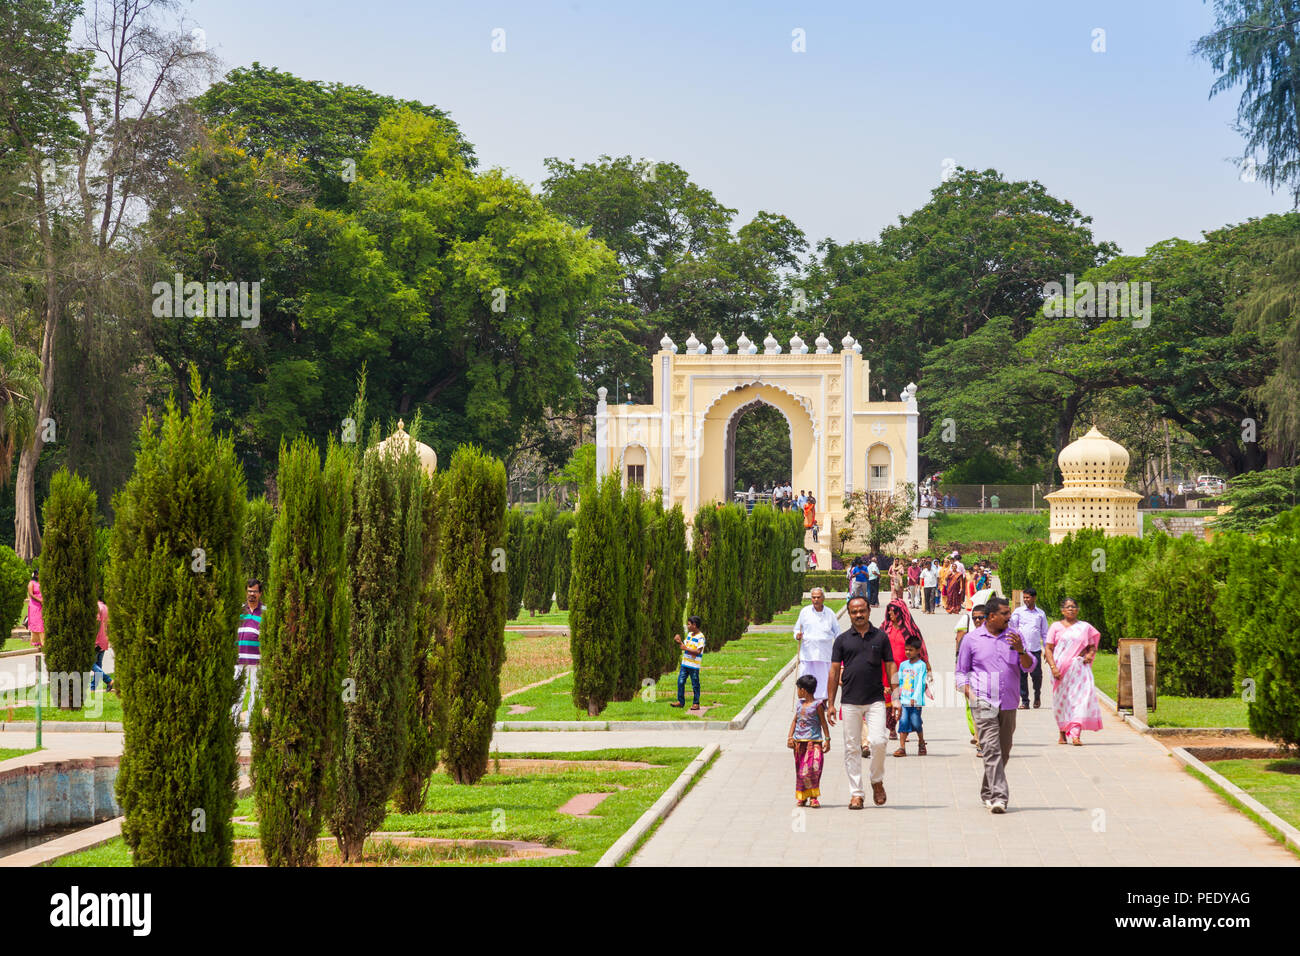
[942,565,965,614]
[882,599,929,743]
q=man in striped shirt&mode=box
[232,579,264,723]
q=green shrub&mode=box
[1124,535,1232,698]
[615,486,646,701]
[439,445,508,785]
[0,546,28,630]
[252,437,353,866]
[242,496,274,585]
[329,428,424,861]
[504,508,527,619]
[570,474,624,715]
[521,503,555,613]
[108,384,245,866]
[549,512,576,611]
[41,469,99,710]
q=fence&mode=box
[927,484,1223,513]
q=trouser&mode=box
[923,587,936,612]
[677,665,700,705]
[907,584,919,607]
[867,580,879,605]
[1019,651,1043,704]
[233,663,259,719]
[90,648,111,690]
[850,581,868,599]
[972,705,1017,804]
[841,701,887,798]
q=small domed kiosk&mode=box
[375,420,437,475]
[1043,426,1141,544]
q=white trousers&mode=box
[233,664,259,719]
[797,660,831,701]
[841,701,887,797]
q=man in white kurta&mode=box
[794,587,840,702]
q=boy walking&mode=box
[671,616,706,711]
[233,579,264,723]
[893,636,932,755]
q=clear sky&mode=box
[183,0,1292,256]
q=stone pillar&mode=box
[595,386,608,480]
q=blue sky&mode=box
[185,0,1291,256]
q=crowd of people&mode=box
[742,483,821,543]
[790,563,1103,814]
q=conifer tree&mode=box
[522,502,556,613]
[549,511,576,610]
[570,474,624,715]
[252,438,353,866]
[398,469,449,805]
[329,428,423,861]
[242,496,274,585]
[440,445,508,785]
[616,485,646,700]
[41,469,99,710]
[504,507,527,619]
[108,383,245,866]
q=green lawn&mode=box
[498,631,797,723]
[4,686,122,722]
[2,636,31,653]
[765,602,848,628]
[507,605,569,627]
[48,747,701,867]
[0,747,39,762]
[1092,652,1248,728]
[501,631,570,695]
[927,511,1048,550]
[1205,758,1300,832]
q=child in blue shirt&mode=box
[894,636,933,756]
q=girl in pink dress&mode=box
[1043,597,1103,745]
[27,573,44,648]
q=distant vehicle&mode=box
[1194,475,1227,495]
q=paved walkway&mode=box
[629,601,1297,866]
[3,599,1294,867]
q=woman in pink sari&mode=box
[1043,597,1102,745]
[882,599,929,743]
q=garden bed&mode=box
[1092,652,1248,728]
[46,747,702,867]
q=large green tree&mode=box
[40,468,98,709]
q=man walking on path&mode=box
[956,596,1035,813]
[1010,587,1050,709]
[233,579,264,723]
[825,596,896,809]
[866,554,880,607]
[906,559,920,609]
[793,587,839,703]
[848,558,869,600]
[920,559,938,614]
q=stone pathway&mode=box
[628,603,1297,867]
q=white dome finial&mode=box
[763,332,781,354]
[814,333,831,354]
[711,332,728,354]
[684,332,700,353]
[660,333,677,353]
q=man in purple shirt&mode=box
[955,596,1035,813]
[1009,587,1050,709]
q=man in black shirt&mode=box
[826,595,897,809]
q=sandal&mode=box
[808,798,820,808]
[1070,737,1082,746]
[797,798,807,807]
[892,748,906,757]
[918,744,927,756]
[669,702,683,708]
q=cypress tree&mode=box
[242,496,274,586]
[398,469,449,804]
[329,428,423,861]
[522,503,556,614]
[549,511,576,611]
[41,469,99,710]
[688,506,727,649]
[107,384,244,866]
[615,485,647,700]
[0,546,27,634]
[504,507,527,619]
[571,474,624,715]
[717,504,747,646]
[252,438,353,866]
[788,511,806,609]
[659,504,689,675]
[440,445,508,785]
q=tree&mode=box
[1195,1,1300,203]
[40,469,98,709]
[107,381,245,866]
[0,546,28,632]
[688,503,746,650]
[398,468,448,806]
[329,429,423,862]
[242,496,275,586]
[504,508,527,619]
[616,485,646,701]
[843,484,916,554]
[1216,466,1300,531]
[252,437,352,866]
[440,445,508,785]
[570,474,624,715]
[1236,239,1300,461]
[0,328,42,485]
[521,503,555,614]
[548,511,576,611]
